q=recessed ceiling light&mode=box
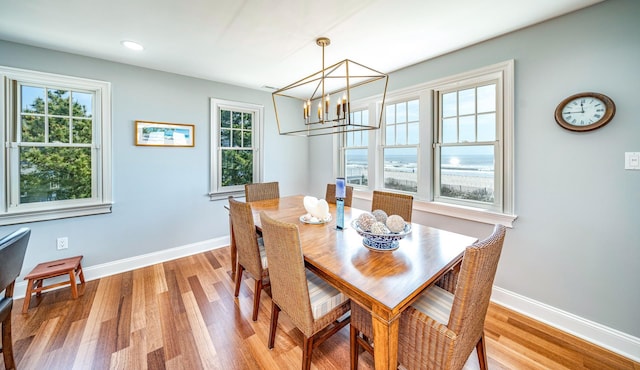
[121,40,144,51]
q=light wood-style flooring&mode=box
[3,247,638,369]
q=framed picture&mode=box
[135,120,195,147]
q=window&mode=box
[0,66,112,225]
[432,63,514,215]
[210,98,263,199]
[434,83,499,209]
[382,99,419,192]
[338,61,515,224]
[342,109,369,187]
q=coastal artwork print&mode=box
[135,121,195,147]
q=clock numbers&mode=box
[560,97,607,126]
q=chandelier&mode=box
[272,37,388,137]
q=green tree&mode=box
[221,150,253,186]
[20,88,93,203]
[219,109,254,187]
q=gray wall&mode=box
[0,40,308,272]
[310,0,639,338]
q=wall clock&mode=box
[554,92,616,132]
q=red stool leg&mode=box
[22,279,34,313]
[77,264,86,285]
[69,270,78,299]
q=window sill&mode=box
[0,203,112,226]
[413,201,517,227]
[209,190,245,201]
[353,190,517,227]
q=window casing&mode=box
[210,98,263,200]
[338,61,515,224]
[382,99,419,193]
[0,66,112,225]
[434,80,501,212]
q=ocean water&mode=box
[346,153,495,184]
[347,154,494,170]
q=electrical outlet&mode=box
[57,237,68,250]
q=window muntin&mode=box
[210,99,263,198]
[1,66,112,225]
[382,99,418,192]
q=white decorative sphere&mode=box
[370,221,390,235]
[372,209,388,224]
[357,213,377,231]
[386,215,406,233]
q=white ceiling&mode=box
[0,0,602,91]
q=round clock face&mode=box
[555,92,615,132]
[561,97,606,126]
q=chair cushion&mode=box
[257,237,268,270]
[0,296,13,321]
[411,285,454,325]
[306,270,349,320]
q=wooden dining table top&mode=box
[248,195,478,315]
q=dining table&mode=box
[238,195,477,370]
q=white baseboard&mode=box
[14,236,230,300]
[491,286,640,362]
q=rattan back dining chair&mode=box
[244,182,280,202]
[0,227,31,370]
[325,183,354,207]
[371,190,413,222]
[259,211,351,370]
[350,224,506,370]
[228,197,270,321]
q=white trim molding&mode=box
[14,236,230,300]
[492,286,640,362]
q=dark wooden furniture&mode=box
[248,195,476,370]
[0,227,30,370]
[22,255,85,313]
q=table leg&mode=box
[372,307,400,370]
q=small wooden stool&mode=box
[22,255,85,313]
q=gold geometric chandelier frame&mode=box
[272,37,389,137]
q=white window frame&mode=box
[209,98,263,200]
[0,66,112,226]
[337,60,516,226]
[339,107,371,188]
[433,77,502,212]
[379,97,421,194]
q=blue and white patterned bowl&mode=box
[350,219,412,251]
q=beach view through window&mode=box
[345,148,494,200]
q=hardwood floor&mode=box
[3,247,638,369]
